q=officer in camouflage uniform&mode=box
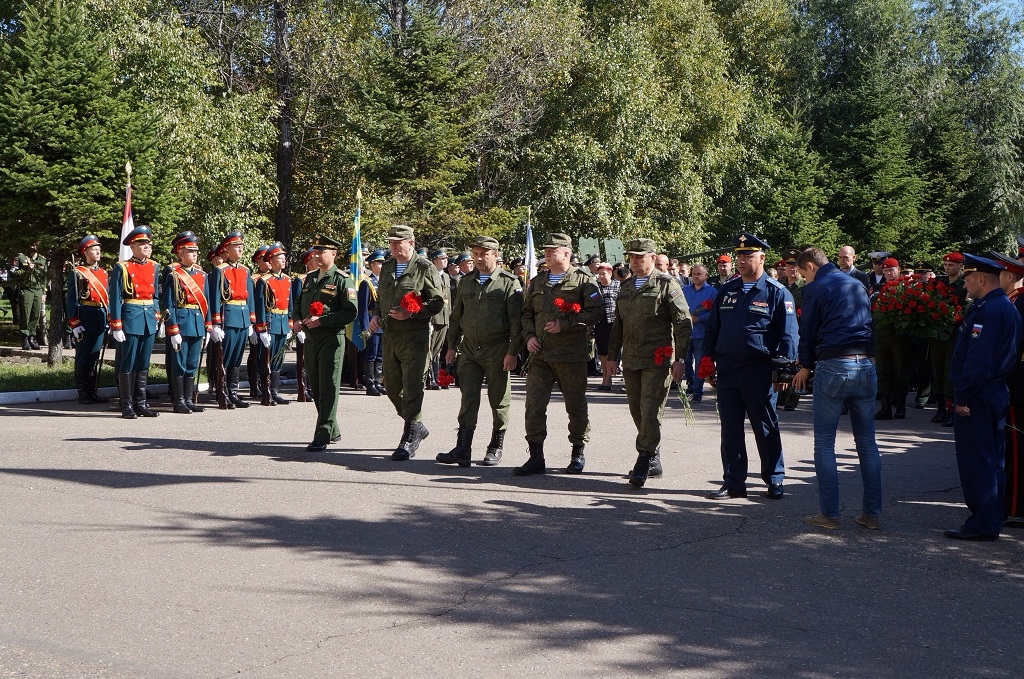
[436,236,524,467]
[425,248,451,390]
[608,238,692,488]
[14,242,47,350]
[295,235,358,451]
[514,233,604,476]
[367,225,446,460]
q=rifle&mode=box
[210,340,229,409]
[296,339,307,402]
[261,335,272,406]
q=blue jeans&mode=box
[812,357,882,518]
[685,337,706,396]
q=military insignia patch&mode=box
[347,287,356,300]
[670,289,681,299]
[972,323,983,338]
[785,301,795,315]
[589,291,600,298]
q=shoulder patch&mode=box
[767,277,785,289]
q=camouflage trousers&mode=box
[524,357,589,446]
[622,366,672,455]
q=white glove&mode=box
[170,333,183,350]
[249,329,258,344]
[259,332,271,348]
[112,329,126,343]
[296,330,306,343]
[72,325,85,340]
[210,326,225,343]
[248,324,255,338]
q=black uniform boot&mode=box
[375,360,387,395]
[270,371,289,404]
[629,452,653,488]
[134,370,159,417]
[393,420,430,460]
[363,361,380,396]
[648,450,664,476]
[227,367,250,408]
[941,399,954,427]
[303,368,314,401]
[118,372,137,419]
[21,336,31,350]
[76,364,91,404]
[566,443,585,474]
[874,396,892,420]
[183,375,205,412]
[171,376,192,414]
[87,366,108,403]
[893,399,906,419]
[436,427,474,467]
[931,393,946,423]
[513,440,546,476]
[482,429,505,466]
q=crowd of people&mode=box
[36,224,1024,540]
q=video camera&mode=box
[772,358,812,395]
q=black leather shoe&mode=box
[707,486,746,499]
[330,435,341,443]
[306,441,328,452]
[766,483,785,499]
[943,528,998,541]
[893,404,906,419]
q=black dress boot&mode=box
[931,393,946,423]
[648,451,664,476]
[183,375,205,412]
[270,371,289,404]
[76,364,91,404]
[118,372,137,419]
[436,427,474,467]
[393,420,430,460]
[874,396,892,420]
[171,376,192,414]
[22,336,31,350]
[87,366,108,403]
[482,429,505,466]
[227,367,250,408]
[629,453,652,488]
[893,400,906,419]
[375,360,387,395]
[513,441,546,476]
[134,370,159,417]
[566,443,585,474]
[362,360,380,396]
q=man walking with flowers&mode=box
[367,225,447,460]
[607,238,692,488]
[514,233,603,476]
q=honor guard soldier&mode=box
[358,249,387,396]
[607,238,691,487]
[703,233,799,499]
[162,231,212,414]
[436,236,524,467]
[208,231,256,408]
[426,248,451,390]
[108,225,162,419]
[295,235,358,451]
[254,242,293,405]
[247,244,272,400]
[292,248,318,401]
[67,234,109,404]
[366,225,447,460]
[945,254,1021,541]
[514,233,604,476]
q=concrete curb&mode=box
[0,379,297,405]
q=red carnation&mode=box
[701,299,713,310]
[697,356,716,380]
[904,307,912,314]
[309,301,325,316]
[654,345,673,366]
[400,291,424,314]
[437,368,455,388]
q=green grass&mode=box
[0,358,168,392]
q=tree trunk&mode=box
[274,0,294,254]
[45,249,67,367]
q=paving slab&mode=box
[1,381,1021,678]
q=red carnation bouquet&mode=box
[309,301,325,316]
[872,277,962,340]
[437,368,455,388]
[697,356,716,382]
[400,291,424,314]
[522,296,581,375]
[654,345,673,366]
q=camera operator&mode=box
[792,247,882,531]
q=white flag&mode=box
[524,214,537,282]
[118,182,134,262]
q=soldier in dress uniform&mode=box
[703,233,799,499]
[866,252,889,295]
[607,238,691,488]
[292,247,318,401]
[358,249,386,397]
[944,253,1021,541]
[930,251,968,426]
[208,231,255,409]
[162,231,211,414]
[710,254,735,290]
[425,248,452,391]
[514,233,604,476]
[455,252,474,276]
[295,235,358,451]
[67,234,109,404]
[108,225,161,419]
[254,242,293,405]
[367,225,446,460]
[246,244,271,400]
[436,236,524,467]
[13,241,47,350]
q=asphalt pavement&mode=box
[1,381,1021,678]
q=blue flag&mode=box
[348,199,365,350]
